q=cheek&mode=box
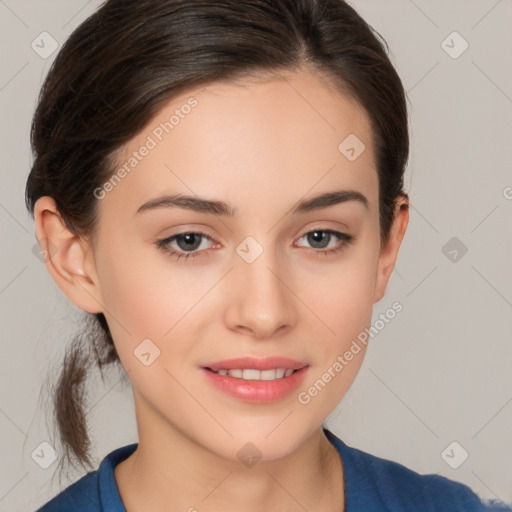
[94,236,210,359]
[294,231,379,404]
[301,236,379,340]
[294,249,378,416]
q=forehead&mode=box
[99,68,377,221]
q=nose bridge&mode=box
[227,232,295,336]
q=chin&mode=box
[211,421,316,464]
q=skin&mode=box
[34,67,408,511]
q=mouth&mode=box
[200,356,310,403]
[203,367,301,380]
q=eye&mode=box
[295,229,354,257]
[155,231,215,261]
[155,228,354,262]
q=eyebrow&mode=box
[135,189,369,217]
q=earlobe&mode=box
[372,198,409,304]
[33,196,104,314]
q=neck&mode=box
[115,415,344,511]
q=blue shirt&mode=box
[37,428,510,511]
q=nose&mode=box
[223,244,297,340]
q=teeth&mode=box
[212,367,297,380]
[242,369,261,380]
[260,369,276,380]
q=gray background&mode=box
[1,0,511,510]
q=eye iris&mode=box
[308,230,329,249]
[176,233,202,251]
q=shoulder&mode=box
[36,443,138,512]
[36,472,100,512]
[323,428,510,512]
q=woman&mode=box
[26,0,508,510]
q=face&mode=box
[49,68,406,461]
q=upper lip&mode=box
[202,357,308,371]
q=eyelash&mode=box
[155,228,354,262]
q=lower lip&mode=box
[201,366,309,404]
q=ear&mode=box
[33,196,104,314]
[373,196,409,303]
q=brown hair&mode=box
[25,0,409,478]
